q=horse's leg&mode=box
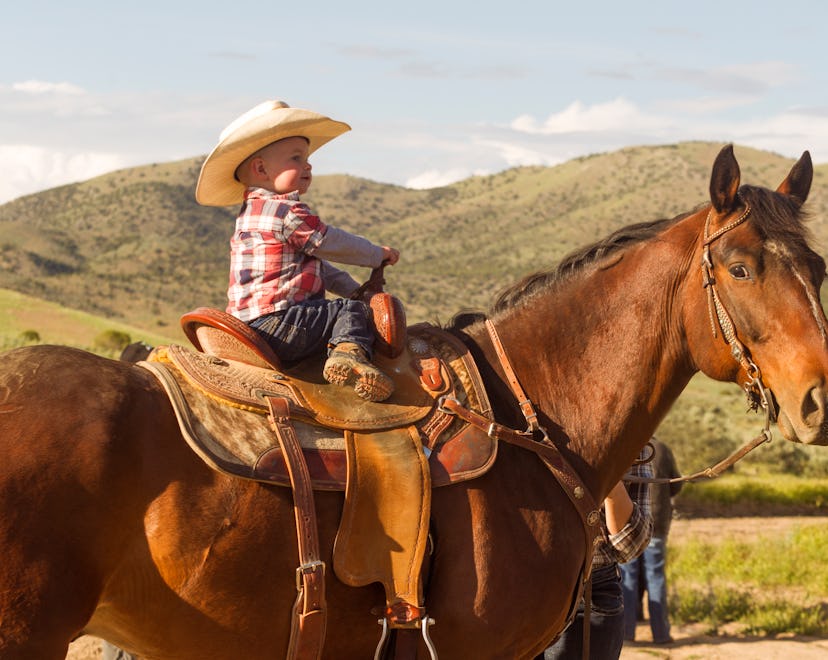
[0,351,153,658]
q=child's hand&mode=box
[382,246,400,265]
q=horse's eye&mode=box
[728,264,751,280]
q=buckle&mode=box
[295,560,325,592]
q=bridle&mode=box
[632,197,777,484]
[701,197,778,425]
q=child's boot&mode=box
[323,342,394,402]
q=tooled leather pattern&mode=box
[144,324,497,489]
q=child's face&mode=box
[256,136,312,195]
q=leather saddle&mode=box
[139,295,496,657]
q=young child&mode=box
[195,100,400,402]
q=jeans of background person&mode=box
[249,297,375,365]
[536,564,625,660]
[621,536,670,643]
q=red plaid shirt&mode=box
[227,188,328,322]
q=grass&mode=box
[668,522,828,636]
[0,287,180,357]
[675,474,828,516]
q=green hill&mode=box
[0,287,179,354]
[2,141,826,330]
[2,141,827,477]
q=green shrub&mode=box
[675,475,828,516]
[92,329,132,352]
[18,329,40,343]
[744,601,827,636]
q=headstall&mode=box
[701,197,777,425]
[630,198,776,485]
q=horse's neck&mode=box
[483,215,702,493]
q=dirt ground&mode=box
[620,622,828,659]
[66,517,828,660]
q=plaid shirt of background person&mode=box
[227,189,328,322]
[593,454,653,569]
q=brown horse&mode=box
[0,145,826,659]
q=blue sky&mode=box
[1,0,827,203]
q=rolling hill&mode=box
[2,141,827,333]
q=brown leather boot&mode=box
[323,342,394,402]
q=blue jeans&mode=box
[249,298,375,365]
[621,536,671,643]
[537,564,625,660]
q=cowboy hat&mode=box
[195,100,351,206]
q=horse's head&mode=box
[686,145,828,445]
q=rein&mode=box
[435,200,781,654]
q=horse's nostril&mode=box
[801,386,827,427]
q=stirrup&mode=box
[374,616,438,660]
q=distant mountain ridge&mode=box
[1,141,825,335]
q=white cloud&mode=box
[4,92,828,204]
[0,145,128,203]
[721,109,828,160]
[657,95,757,115]
[510,98,660,135]
[655,61,800,96]
[474,139,564,168]
[405,167,489,189]
[11,80,86,95]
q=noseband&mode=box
[701,198,778,426]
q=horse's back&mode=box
[0,346,374,657]
[0,346,179,656]
[0,345,583,658]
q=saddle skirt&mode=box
[139,323,497,490]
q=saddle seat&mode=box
[181,306,283,371]
[181,290,408,374]
[179,301,443,430]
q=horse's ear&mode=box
[776,151,812,208]
[709,144,741,214]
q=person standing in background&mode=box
[621,437,682,645]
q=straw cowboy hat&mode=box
[195,100,351,206]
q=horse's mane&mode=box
[489,214,683,314]
[452,185,814,326]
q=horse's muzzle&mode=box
[777,382,828,445]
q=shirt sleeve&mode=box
[280,201,327,253]
[604,459,654,564]
[314,225,385,268]
[320,261,361,298]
